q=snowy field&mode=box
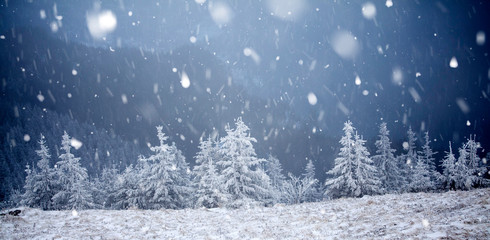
[1,189,489,239]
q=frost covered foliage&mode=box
[217,118,272,208]
[193,137,227,208]
[419,132,441,187]
[450,136,488,190]
[440,142,458,190]
[409,132,440,192]
[111,164,141,209]
[279,160,321,204]
[131,126,192,209]
[20,135,56,210]
[15,119,489,211]
[20,133,93,210]
[325,121,381,199]
[399,126,418,191]
[91,165,119,209]
[1,106,140,203]
[265,155,286,194]
[282,173,318,204]
[52,132,94,210]
[302,160,321,202]
[372,123,404,193]
[409,155,434,192]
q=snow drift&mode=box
[1,189,489,239]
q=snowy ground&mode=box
[1,189,489,239]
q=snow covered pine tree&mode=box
[325,121,381,199]
[52,132,94,210]
[217,118,272,208]
[373,122,404,193]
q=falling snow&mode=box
[449,57,458,68]
[37,93,45,102]
[456,98,470,114]
[355,75,362,86]
[361,2,377,20]
[331,31,360,60]
[243,47,261,65]
[385,0,393,8]
[208,2,233,27]
[70,138,83,150]
[392,67,403,85]
[87,10,117,39]
[307,92,318,105]
[476,31,486,46]
[181,72,191,88]
[23,134,31,142]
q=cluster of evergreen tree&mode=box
[21,132,94,210]
[325,121,488,199]
[19,118,325,210]
[0,105,140,205]
[17,118,490,210]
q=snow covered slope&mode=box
[1,189,489,239]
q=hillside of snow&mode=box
[1,189,489,239]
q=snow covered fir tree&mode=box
[193,136,225,208]
[324,121,381,199]
[51,132,94,210]
[216,118,273,208]
[20,134,56,210]
[372,123,404,193]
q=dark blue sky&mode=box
[1,0,489,175]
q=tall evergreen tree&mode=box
[454,136,486,190]
[399,126,418,191]
[263,155,285,204]
[454,143,471,190]
[91,165,119,209]
[465,136,486,187]
[20,164,37,207]
[440,142,457,190]
[112,164,142,209]
[373,122,404,193]
[325,121,357,199]
[20,134,56,210]
[137,126,192,209]
[217,118,271,208]
[33,134,56,210]
[193,137,227,208]
[302,159,320,202]
[265,155,286,191]
[325,121,356,198]
[325,121,381,198]
[168,142,193,208]
[52,131,93,210]
[409,155,434,192]
[352,133,382,196]
[418,131,441,189]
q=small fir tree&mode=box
[373,123,404,193]
[418,132,441,189]
[325,121,381,198]
[440,142,457,190]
